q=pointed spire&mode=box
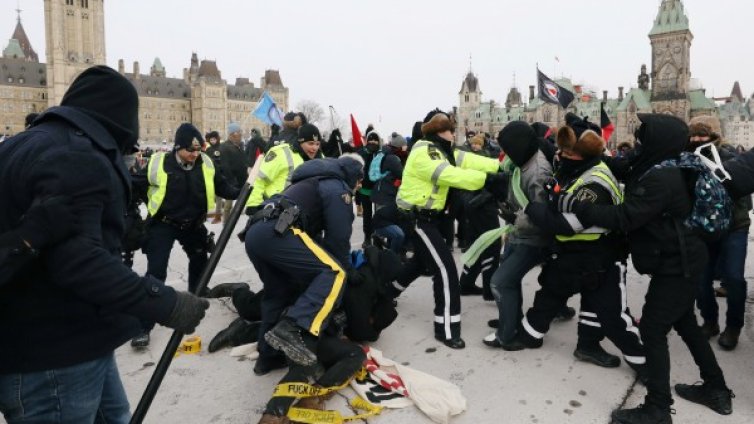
[730,81,744,103]
[9,5,38,62]
[650,0,690,36]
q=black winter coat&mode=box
[0,107,178,373]
[574,114,707,276]
[219,140,250,190]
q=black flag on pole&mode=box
[537,69,574,108]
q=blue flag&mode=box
[253,91,283,126]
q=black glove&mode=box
[467,190,494,209]
[498,201,518,225]
[18,196,79,249]
[484,172,509,201]
[347,268,365,286]
[164,291,210,334]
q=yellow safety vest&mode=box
[396,140,499,211]
[556,161,623,242]
[146,152,216,217]
[246,144,304,208]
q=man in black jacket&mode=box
[560,114,733,424]
[219,122,250,224]
[0,66,209,423]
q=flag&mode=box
[350,114,363,148]
[600,103,615,142]
[252,91,283,126]
[537,69,574,108]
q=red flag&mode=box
[350,114,363,148]
[600,103,615,142]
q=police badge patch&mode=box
[575,188,598,203]
[265,151,277,162]
[213,150,221,157]
[427,145,441,160]
[341,193,352,205]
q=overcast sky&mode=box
[5,0,753,136]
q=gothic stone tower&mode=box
[457,71,481,141]
[649,0,692,120]
[44,0,106,106]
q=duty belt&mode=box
[158,215,204,230]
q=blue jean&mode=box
[490,243,549,343]
[374,224,405,253]
[697,228,749,329]
[0,353,130,424]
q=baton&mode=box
[130,159,262,423]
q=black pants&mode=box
[246,220,346,361]
[523,259,645,364]
[459,202,501,296]
[396,219,462,340]
[640,274,727,408]
[355,192,373,240]
[264,335,365,416]
[143,221,209,293]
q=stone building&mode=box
[457,0,744,149]
[1,0,288,141]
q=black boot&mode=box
[459,284,484,296]
[253,354,288,376]
[130,331,150,348]
[675,382,734,415]
[717,327,740,351]
[500,330,543,351]
[264,319,318,366]
[611,403,672,424]
[208,318,261,352]
[553,306,576,322]
[206,282,250,299]
[573,343,620,368]
[487,319,499,328]
[435,334,466,349]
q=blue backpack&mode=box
[368,152,389,182]
[653,152,732,238]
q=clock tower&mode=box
[649,0,692,119]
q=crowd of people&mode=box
[0,65,752,424]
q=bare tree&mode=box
[296,100,325,127]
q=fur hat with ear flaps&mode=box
[421,110,455,136]
[557,126,605,158]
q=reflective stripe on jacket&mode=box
[146,152,216,216]
[396,139,499,211]
[246,143,303,207]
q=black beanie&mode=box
[564,113,601,139]
[297,123,322,143]
[174,123,204,150]
[497,121,539,167]
[61,65,139,154]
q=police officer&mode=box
[245,151,365,369]
[391,109,507,349]
[245,123,323,214]
[509,117,646,378]
[132,123,239,346]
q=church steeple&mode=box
[649,0,690,36]
[8,7,39,62]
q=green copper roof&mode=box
[3,38,24,59]
[617,89,652,112]
[650,0,690,36]
[152,57,164,71]
[689,89,716,111]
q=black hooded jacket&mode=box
[573,114,706,276]
[0,67,178,373]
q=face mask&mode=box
[367,143,379,153]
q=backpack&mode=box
[368,151,389,182]
[653,151,733,239]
